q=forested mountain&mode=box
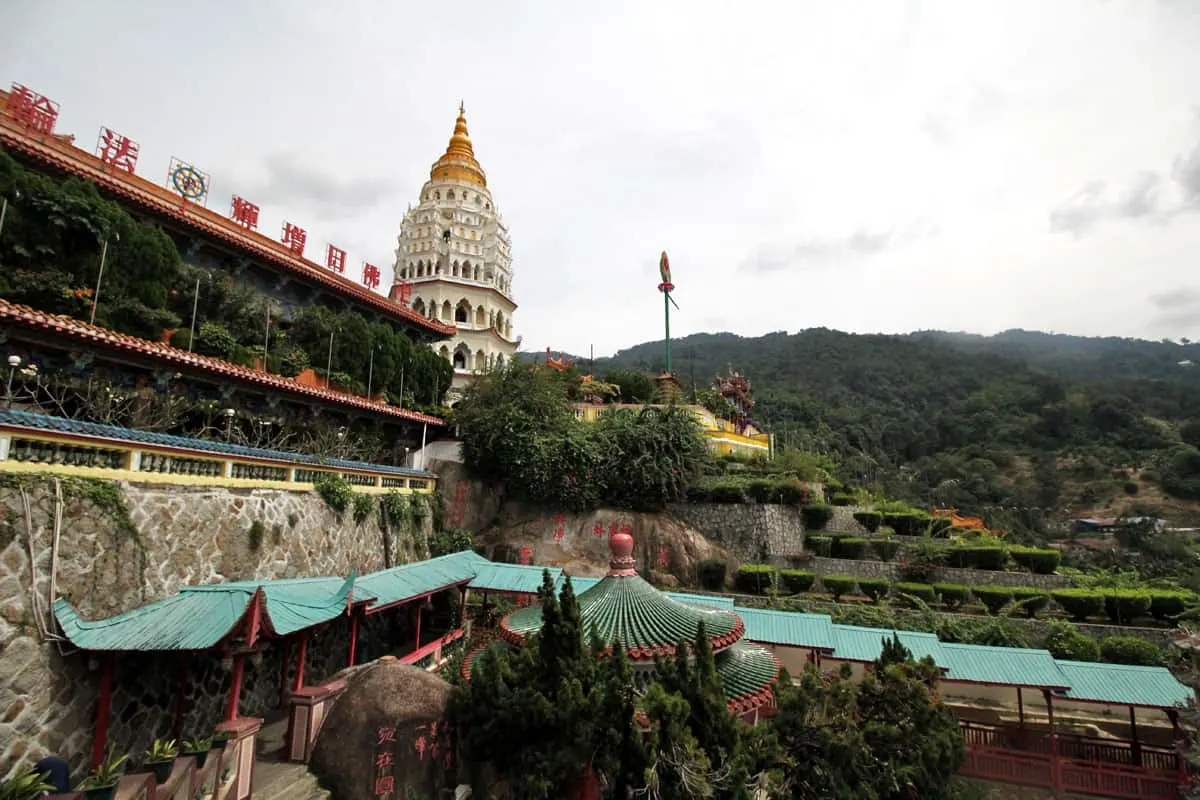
[522,329,1200,522]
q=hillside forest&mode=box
[528,328,1200,527]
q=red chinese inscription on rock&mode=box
[593,523,606,538]
[656,547,669,567]
[519,545,533,565]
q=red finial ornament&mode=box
[608,528,637,577]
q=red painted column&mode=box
[293,632,309,692]
[413,602,423,651]
[225,653,246,722]
[1043,689,1060,793]
[278,639,291,709]
[348,612,360,668]
[91,654,115,770]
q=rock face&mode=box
[309,660,452,800]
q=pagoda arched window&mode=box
[441,300,452,321]
[475,305,486,326]
[455,299,472,323]
[447,190,455,200]
[453,349,468,369]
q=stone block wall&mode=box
[808,556,1071,590]
[826,505,870,534]
[0,476,434,783]
[666,503,805,565]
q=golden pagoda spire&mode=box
[430,103,487,188]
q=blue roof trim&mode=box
[0,409,435,478]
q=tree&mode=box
[603,368,657,404]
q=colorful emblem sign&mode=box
[167,157,210,205]
[96,127,140,174]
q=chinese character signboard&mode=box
[519,545,533,565]
[7,83,59,135]
[231,196,260,230]
[166,157,210,205]
[326,244,346,273]
[281,222,307,257]
[362,262,381,290]
[96,127,139,174]
[389,281,413,305]
[552,513,566,545]
[348,716,450,799]
[657,547,670,568]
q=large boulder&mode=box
[310,658,453,799]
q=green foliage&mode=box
[1009,546,1061,575]
[78,744,128,789]
[195,321,237,359]
[830,491,856,506]
[247,520,264,552]
[1102,589,1152,624]
[780,569,817,594]
[1010,587,1050,618]
[314,474,354,513]
[884,511,931,536]
[853,510,882,532]
[898,540,947,583]
[946,545,1007,571]
[801,503,834,530]
[858,577,890,603]
[871,538,902,562]
[971,585,1014,615]
[1043,621,1101,662]
[1146,589,1194,621]
[734,564,776,594]
[696,558,727,590]
[822,574,857,601]
[832,536,869,559]
[1100,635,1164,666]
[932,582,969,609]
[0,769,54,800]
[351,492,374,524]
[805,535,833,557]
[1052,589,1106,621]
[601,368,657,403]
[895,582,937,605]
[428,528,474,558]
[146,739,179,763]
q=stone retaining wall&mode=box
[0,476,433,783]
[666,503,805,564]
[808,556,1071,590]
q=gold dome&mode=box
[430,103,487,188]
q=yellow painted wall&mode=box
[573,403,771,459]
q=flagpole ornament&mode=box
[658,251,677,375]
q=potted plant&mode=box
[182,736,214,768]
[77,744,128,800]
[0,768,54,800]
[145,738,179,784]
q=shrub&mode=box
[352,492,374,524]
[948,545,1008,571]
[896,582,937,605]
[314,474,354,513]
[805,535,833,558]
[745,479,775,503]
[962,617,1030,649]
[1100,636,1163,666]
[832,537,869,560]
[1103,589,1152,624]
[972,585,1014,615]
[1146,590,1193,622]
[195,321,237,359]
[1010,546,1061,575]
[248,520,264,552]
[707,481,748,504]
[871,539,901,562]
[830,492,856,506]
[898,541,947,583]
[1010,587,1051,618]
[857,577,890,603]
[883,511,929,536]
[779,569,816,594]
[774,479,809,505]
[1043,622,1100,662]
[697,559,727,591]
[933,583,970,610]
[822,574,857,601]
[853,510,882,532]
[801,503,834,531]
[927,517,953,537]
[1052,589,1105,621]
[734,564,776,594]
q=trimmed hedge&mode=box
[933,582,970,610]
[972,585,1014,615]
[853,510,882,533]
[830,492,856,506]
[1010,587,1050,619]
[857,577,890,603]
[947,545,1008,571]
[801,504,834,531]
[883,511,929,536]
[1146,590,1194,622]
[822,574,857,601]
[697,559,727,591]
[871,538,901,562]
[734,564,776,594]
[775,480,810,505]
[779,569,816,594]
[1051,589,1106,621]
[832,537,869,560]
[1044,624,1100,662]
[1009,546,1061,575]
[1102,590,1152,624]
[897,582,938,605]
[1100,636,1163,667]
[745,479,776,503]
[928,517,953,536]
[707,481,748,503]
[805,535,833,558]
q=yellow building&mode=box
[572,403,773,459]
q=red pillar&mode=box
[1043,689,1060,793]
[225,653,246,722]
[293,632,309,692]
[278,639,291,709]
[348,612,360,668]
[91,654,115,770]
[413,602,423,651]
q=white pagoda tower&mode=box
[390,105,518,391]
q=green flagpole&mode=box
[664,288,671,375]
[658,251,675,376]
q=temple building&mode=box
[391,106,518,390]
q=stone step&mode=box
[253,759,329,800]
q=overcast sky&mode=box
[3,0,1200,356]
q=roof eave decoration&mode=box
[0,118,454,338]
[0,300,445,426]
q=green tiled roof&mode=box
[356,550,489,610]
[561,575,601,594]
[830,624,943,664]
[716,641,781,702]
[939,643,1069,689]
[469,563,562,595]
[1057,661,1194,709]
[666,593,736,611]
[738,608,835,651]
[54,573,356,651]
[503,574,743,656]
